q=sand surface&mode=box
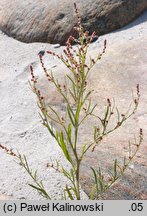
[0,11,147,200]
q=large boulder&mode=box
[0,0,147,45]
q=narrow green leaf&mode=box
[87,99,91,113]
[55,130,60,143]
[98,178,104,193]
[62,168,70,179]
[40,180,44,189]
[81,144,87,155]
[34,170,38,181]
[24,155,30,172]
[83,90,94,105]
[67,105,75,126]
[28,184,50,199]
[71,186,77,195]
[59,132,67,153]
[46,124,56,138]
[65,185,74,200]
[94,126,97,142]
[63,190,67,200]
[58,132,73,164]
[48,104,60,120]
[67,123,72,139]
[70,168,75,181]
[69,89,76,101]
[75,102,82,123]
[90,185,96,200]
[97,168,104,192]
[29,184,42,191]
[66,74,76,86]
[114,159,117,179]
[67,75,77,97]
[91,167,99,198]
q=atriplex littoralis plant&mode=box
[0,3,143,199]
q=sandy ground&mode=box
[0,11,147,200]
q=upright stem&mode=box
[75,160,81,200]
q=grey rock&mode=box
[0,0,146,45]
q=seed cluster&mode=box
[0,144,16,157]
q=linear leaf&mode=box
[67,123,72,139]
[67,105,75,126]
[91,167,99,198]
[59,132,73,164]
[65,185,74,200]
[28,184,50,199]
[114,159,117,179]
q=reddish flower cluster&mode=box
[37,89,44,101]
[134,84,140,105]
[140,128,143,136]
[30,64,44,101]
[46,50,61,60]
[61,116,65,123]
[134,99,137,105]
[137,84,140,96]
[0,144,16,157]
[94,39,107,61]
[62,38,79,70]
[74,2,82,32]
[66,35,75,47]
[30,65,37,84]
[103,39,107,53]
[63,84,67,91]
[107,98,111,106]
[91,59,95,64]
[39,54,52,82]
[90,31,96,43]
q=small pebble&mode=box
[53,44,60,48]
[129,164,134,169]
[20,197,26,199]
[19,131,27,138]
[51,65,57,68]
